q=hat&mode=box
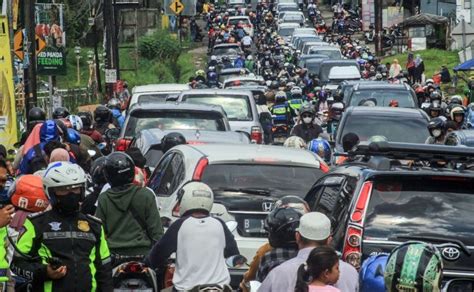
[296,212,331,241]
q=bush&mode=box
[138,30,181,61]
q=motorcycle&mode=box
[271,124,290,145]
[113,260,159,291]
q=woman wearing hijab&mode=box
[414,54,425,83]
[389,59,402,78]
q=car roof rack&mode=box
[349,141,474,165]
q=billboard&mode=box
[35,3,67,75]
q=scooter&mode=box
[271,124,290,145]
[113,260,159,291]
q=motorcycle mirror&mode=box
[226,255,247,268]
[442,279,474,292]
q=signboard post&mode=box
[105,69,117,84]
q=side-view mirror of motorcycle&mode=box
[105,128,121,141]
[442,279,474,292]
[226,255,248,268]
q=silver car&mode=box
[177,89,264,143]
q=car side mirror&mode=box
[443,279,474,292]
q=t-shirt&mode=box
[308,285,341,292]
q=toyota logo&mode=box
[262,202,274,212]
[442,247,461,261]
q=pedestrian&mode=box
[389,59,401,78]
[414,54,425,83]
[258,212,359,292]
[406,52,415,84]
[440,65,451,83]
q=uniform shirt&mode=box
[258,247,359,292]
[146,215,239,291]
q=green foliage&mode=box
[138,30,181,61]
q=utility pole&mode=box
[104,0,116,100]
[374,0,383,56]
[24,0,37,123]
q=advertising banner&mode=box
[0,15,18,149]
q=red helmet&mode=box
[9,175,49,213]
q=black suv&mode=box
[305,141,474,284]
[344,82,418,108]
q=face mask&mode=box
[432,129,442,138]
[303,117,313,124]
[54,192,81,216]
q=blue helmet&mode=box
[66,128,81,145]
[308,138,331,162]
[359,254,388,292]
[40,120,60,143]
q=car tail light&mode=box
[343,181,373,269]
[251,126,263,144]
[115,138,131,151]
[192,157,209,180]
[187,141,206,145]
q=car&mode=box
[301,56,329,75]
[445,130,474,147]
[279,12,305,26]
[276,4,300,14]
[323,66,361,93]
[334,106,430,154]
[147,143,329,271]
[118,102,234,148]
[304,141,474,285]
[217,68,250,84]
[319,59,359,84]
[308,46,343,59]
[210,43,243,63]
[227,0,245,10]
[222,76,266,89]
[227,16,254,37]
[177,89,264,143]
[294,35,322,51]
[293,27,317,35]
[290,34,320,48]
[131,128,250,170]
[301,42,329,54]
[335,80,387,102]
[128,84,190,109]
[277,22,300,40]
[344,83,418,108]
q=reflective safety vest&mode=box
[0,227,8,282]
[271,104,290,122]
[288,99,303,111]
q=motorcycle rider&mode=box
[308,138,332,163]
[95,152,163,260]
[450,106,466,130]
[234,53,246,69]
[270,91,294,126]
[288,86,304,115]
[107,98,125,129]
[291,104,324,143]
[283,136,307,149]
[161,132,187,153]
[222,56,233,69]
[12,161,113,291]
[78,111,104,144]
[19,107,46,146]
[207,67,219,88]
[359,254,388,292]
[145,182,239,291]
[94,105,115,135]
[245,55,255,73]
[52,107,70,119]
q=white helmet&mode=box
[247,55,253,60]
[43,161,87,200]
[425,78,434,85]
[211,55,217,61]
[291,86,302,95]
[67,115,83,132]
[283,136,306,149]
[178,182,214,216]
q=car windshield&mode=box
[339,114,429,143]
[279,6,298,12]
[202,164,324,198]
[349,89,416,107]
[137,93,171,104]
[320,64,356,82]
[213,46,241,56]
[184,94,252,121]
[124,111,226,137]
[229,18,249,26]
[309,49,341,59]
[365,176,474,245]
[278,27,297,37]
[283,15,304,22]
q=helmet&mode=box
[107,98,121,109]
[90,156,107,189]
[8,175,49,213]
[43,161,87,204]
[375,73,383,80]
[299,104,315,117]
[28,107,46,126]
[384,242,443,292]
[425,78,434,84]
[273,196,309,215]
[103,152,135,188]
[161,132,187,153]
[449,95,463,105]
[77,111,93,130]
[359,255,388,292]
[450,106,465,120]
[330,102,344,120]
[427,117,446,138]
[52,107,70,119]
[290,86,302,96]
[430,91,442,101]
[270,81,279,89]
[429,102,442,112]
[275,91,287,103]
[283,136,306,149]
[94,105,112,123]
[308,138,332,162]
[368,135,388,143]
[178,181,214,216]
[66,128,81,145]
[211,55,217,61]
[67,115,83,132]
[264,207,302,248]
[196,69,206,77]
[247,55,253,60]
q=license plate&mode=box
[243,218,266,234]
[274,137,286,143]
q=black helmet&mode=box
[90,156,107,189]
[161,132,186,153]
[94,105,112,123]
[103,152,135,188]
[264,207,302,248]
[299,104,315,117]
[429,102,442,112]
[430,91,442,101]
[270,80,279,89]
[427,117,445,131]
[77,111,93,130]
[28,107,46,125]
[52,107,70,119]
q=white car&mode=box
[227,16,254,37]
[147,144,328,265]
[128,84,190,110]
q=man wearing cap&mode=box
[258,212,359,292]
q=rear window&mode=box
[229,18,250,26]
[278,27,297,37]
[320,63,357,82]
[309,49,341,59]
[202,164,324,198]
[212,46,242,56]
[124,111,227,137]
[137,93,170,104]
[364,177,474,244]
[349,89,416,108]
[184,94,252,121]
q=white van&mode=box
[324,66,361,93]
[128,83,190,109]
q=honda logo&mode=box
[262,202,274,212]
[442,247,461,261]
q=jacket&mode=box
[95,185,163,256]
[11,210,113,292]
[291,123,323,143]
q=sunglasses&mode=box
[302,114,313,118]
